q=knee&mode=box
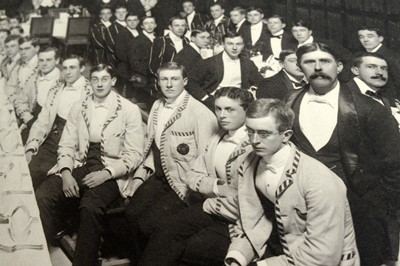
[79,194,105,219]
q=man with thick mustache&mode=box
[287,42,400,266]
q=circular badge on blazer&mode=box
[177,143,190,155]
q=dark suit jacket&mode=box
[241,22,270,59]
[115,28,140,79]
[187,52,262,102]
[264,30,297,59]
[174,45,203,73]
[375,45,400,100]
[187,11,209,30]
[257,70,300,101]
[288,83,400,195]
[105,22,126,69]
[128,33,154,77]
[149,34,189,77]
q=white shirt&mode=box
[270,29,284,58]
[299,83,340,151]
[186,11,195,31]
[169,32,184,53]
[250,22,263,45]
[116,20,127,28]
[57,76,86,119]
[213,126,247,181]
[101,20,111,28]
[213,15,224,27]
[235,19,246,32]
[298,36,314,48]
[127,28,139,37]
[19,55,38,87]
[189,42,201,54]
[36,67,60,107]
[353,77,384,105]
[155,91,187,148]
[255,144,291,202]
[143,31,155,42]
[39,0,54,7]
[370,43,383,53]
[89,99,110,143]
[217,52,241,91]
[283,69,306,90]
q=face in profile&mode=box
[158,69,187,103]
[91,69,116,100]
[299,49,343,95]
[214,96,246,131]
[280,53,304,80]
[19,41,39,63]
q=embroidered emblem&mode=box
[177,143,189,155]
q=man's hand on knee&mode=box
[82,170,112,189]
[61,170,80,198]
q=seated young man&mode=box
[35,64,144,266]
[138,87,254,266]
[225,99,360,266]
[124,62,219,261]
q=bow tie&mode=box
[64,86,78,91]
[38,75,51,82]
[365,90,381,99]
[94,103,109,109]
[308,95,333,107]
[223,133,241,145]
[260,160,277,174]
[293,80,307,88]
[271,35,282,39]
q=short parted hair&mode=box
[214,87,255,110]
[90,64,116,78]
[279,49,296,62]
[268,14,285,24]
[9,15,22,23]
[115,4,127,11]
[182,0,195,5]
[39,46,60,59]
[352,51,387,67]
[0,29,10,36]
[4,34,20,44]
[141,16,156,25]
[358,25,383,37]
[169,16,186,26]
[99,5,113,13]
[157,62,187,79]
[191,27,209,38]
[231,6,246,15]
[63,54,85,67]
[296,42,341,64]
[210,2,223,9]
[246,99,294,132]
[222,31,242,42]
[18,35,39,47]
[126,12,139,20]
[246,7,264,14]
[292,19,311,30]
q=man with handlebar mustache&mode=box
[287,42,400,266]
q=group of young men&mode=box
[1,1,400,266]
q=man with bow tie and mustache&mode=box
[287,42,400,266]
[14,46,61,143]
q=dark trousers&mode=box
[36,144,121,266]
[139,203,230,266]
[125,174,188,263]
[348,183,400,265]
[29,115,65,189]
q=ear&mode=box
[282,23,286,29]
[111,77,117,86]
[378,36,384,43]
[80,65,85,73]
[279,61,284,69]
[282,130,293,143]
[183,77,188,86]
[351,66,359,76]
[55,57,60,65]
[337,61,344,74]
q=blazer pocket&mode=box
[293,205,307,233]
[170,130,197,162]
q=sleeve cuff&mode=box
[104,166,116,178]
[212,179,219,195]
[225,250,247,266]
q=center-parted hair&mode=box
[246,99,294,132]
[90,64,116,78]
[222,31,243,42]
[296,42,341,64]
[157,62,187,79]
[214,87,255,110]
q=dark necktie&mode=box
[271,35,282,39]
[292,80,307,88]
[365,90,381,99]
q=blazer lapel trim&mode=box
[275,144,301,199]
[163,92,190,132]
